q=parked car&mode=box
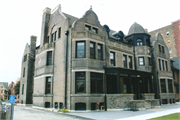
[15,99,19,103]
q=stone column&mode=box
[72,72,75,94]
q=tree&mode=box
[15,79,20,95]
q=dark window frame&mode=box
[22,84,24,95]
[110,52,115,66]
[165,61,168,71]
[75,72,86,93]
[162,46,165,53]
[47,51,52,66]
[76,41,86,58]
[158,44,161,52]
[159,59,161,70]
[162,60,165,70]
[160,79,166,93]
[148,57,152,66]
[92,27,98,34]
[58,27,61,38]
[123,55,127,68]
[45,77,51,94]
[23,68,25,77]
[129,56,133,69]
[98,44,103,60]
[90,42,95,59]
[90,72,103,94]
[168,79,173,93]
[137,39,143,46]
[85,25,91,30]
[139,57,144,65]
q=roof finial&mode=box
[90,5,92,10]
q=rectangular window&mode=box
[45,77,51,94]
[58,27,61,38]
[129,56,133,69]
[169,48,172,53]
[110,52,115,66]
[159,59,161,70]
[76,41,85,58]
[98,44,103,60]
[51,33,53,42]
[90,42,95,59]
[23,68,25,77]
[162,46,164,53]
[168,79,173,93]
[161,79,166,93]
[75,72,85,93]
[162,60,165,70]
[139,57,144,65]
[22,84,24,95]
[123,55,127,68]
[92,27,98,34]
[85,25,91,30]
[23,54,27,62]
[54,31,57,41]
[91,72,103,93]
[165,61,168,71]
[47,51,52,65]
[148,57,152,66]
[158,45,161,52]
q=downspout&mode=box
[64,30,69,109]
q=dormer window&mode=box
[92,27,98,34]
[85,25,91,30]
[137,39,143,46]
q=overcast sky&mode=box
[0,0,180,84]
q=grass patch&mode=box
[58,109,69,113]
[147,113,180,120]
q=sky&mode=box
[0,0,180,84]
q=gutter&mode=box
[64,30,69,109]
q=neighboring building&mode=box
[149,19,180,58]
[0,82,9,100]
[171,57,180,101]
[20,5,175,111]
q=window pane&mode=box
[76,72,85,93]
[129,56,132,69]
[98,44,102,60]
[90,42,95,59]
[76,81,85,92]
[137,39,143,46]
[139,57,144,65]
[168,79,173,93]
[110,52,115,66]
[85,25,91,30]
[77,42,85,58]
[47,51,52,65]
[159,59,161,70]
[46,77,51,94]
[161,79,166,93]
[91,73,103,93]
[123,55,127,68]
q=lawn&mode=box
[147,113,180,120]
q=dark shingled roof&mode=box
[0,82,9,91]
[171,57,180,70]
[63,12,79,26]
[128,22,146,35]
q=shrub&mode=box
[58,109,69,113]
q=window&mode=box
[162,60,165,70]
[98,44,103,60]
[169,48,172,53]
[161,79,166,93]
[148,57,152,66]
[90,42,95,59]
[54,31,57,41]
[165,61,168,71]
[162,46,164,53]
[167,40,171,44]
[139,57,144,65]
[1,90,3,93]
[59,103,63,109]
[166,31,169,35]
[22,84,24,95]
[123,55,127,68]
[76,41,85,58]
[176,85,179,93]
[158,45,161,52]
[51,31,57,42]
[159,59,161,70]
[54,102,58,109]
[137,39,143,46]
[45,77,51,94]
[58,27,61,38]
[129,56,133,69]
[168,79,173,93]
[75,103,86,110]
[75,72,85,93]
[23,54,27,62]
[110,52,115,66]
[45,102,50,108]
[23,68,25,77]
[85,25,91,30]
[91,73,103,93]
[92,27,98,34]
[47,51,52,65]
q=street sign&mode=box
[9,95,15,104]
[3,107,10,111]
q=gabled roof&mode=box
[128,22,146,35]
[0,82,9,91]
[171,57,180,70]
[63,12,79,26]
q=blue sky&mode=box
[0,0,180,84]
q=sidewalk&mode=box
[66,103,180,120]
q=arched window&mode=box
[137,39,143,46]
